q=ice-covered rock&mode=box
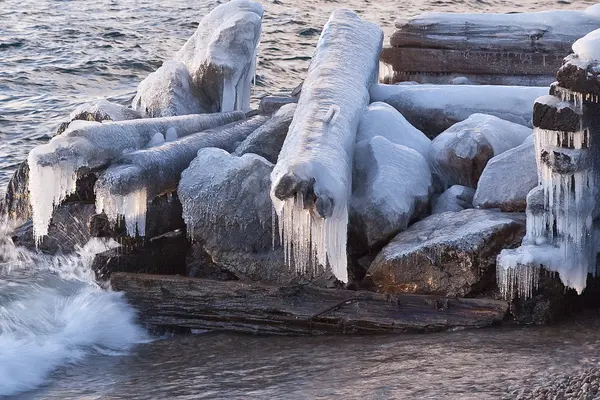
[234,103,296,163]
[270,9,383,283]
[28,111,244,241]
[366,209,526,297]
[350,136,432,253]
[132,60,206,118]
[473,136,537,212]
[178,148,294,283]
[56,100,141,135]
[175,0,264,113]
[0,161,31,223]
[572,28,600,62]
[95,116,265,237]
[370,84,547,137]
[428,113,532,188]
[356,102,430,158]
[431,185,475,214]
[258,96,298,115]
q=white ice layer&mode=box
[356,101,430,158]
[175,0,263,113]
[270,9,383,283]
[28,112,243,241]
[573,28,600,62]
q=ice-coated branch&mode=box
[28,111,244,241]
[270,9,383,283]
[175,0,264,113]
[95,116,268,237]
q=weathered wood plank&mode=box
[380,47,563,76]
[111,273,509,335]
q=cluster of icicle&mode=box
[497,89,596,298]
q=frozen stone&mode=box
[175,0,264,113]
[132,60,206,118]
[366,209,526,297]
[356,101,430,158]
[473,136,537,212]
[56,100,141,135]
[431,185,475,214]
[350,136,432,253]
[428,113,532,188]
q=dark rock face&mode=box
[556,55,600,96]
[234,103,296,163]
[533,93,582,132]
[0,161,31,222]
[540,147,589,174]
[11,202,96,254]
[92,230,188,280]
[366,209,526,297]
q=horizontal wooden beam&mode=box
[111,273,509,335]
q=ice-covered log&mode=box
[95,116,266,237]
[350,136,432,252]
[234,103,296,163]
[356,102,430,158]
[175,0,263,113]
[132,60,206,118]
[428,114,532,188]
[370,84,547,137]
[28,111,244,241]
[110,273,509,334]
[270,10,383,283]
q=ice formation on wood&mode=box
[28,112,244,242]
[270,9,383,283]
[95,116,262,237]
[175,0,264,113]
[496,43,600,298]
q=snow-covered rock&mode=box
[270,9,383,283]
[56,100,141,135]
[473,136,537,212]
[175,0,264,113]
[95,116,265,237]
[366,209,526,297]
[356,101,430,158]
[428,113,532,188]
[132,60,206,118]
[370,84,546,137]
[178,148,294,283]
[350,136,432,253]
[572,28,600,62]
[234,103,296,163]
[431,185,475,214]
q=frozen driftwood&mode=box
[110,273,509,334]
[270,9,383,283]
[175,0,263,113]
[380,6,600,85]
[370,84,546,137]
[28,112,244,240]
[95,116,264,237]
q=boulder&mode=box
[132,60,206,118]
[428,113,532,188]
[234,103,296,163]
[56,100,141,135]
[175,0,264,112]
[473,136,537,212]
[350,136,432,254]
[11,202,96,254]
[431,185,475,214]
[178,148,293,283]
[0,161,31,222]
[366,209,526,297]
[356,101,430,158]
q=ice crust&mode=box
[356,101,430,158]
[175,0,264,113]
[270,9,383,283]
[28,112,244,241]
[95,116,267,236]
[573,29,600,62]
[68,100,141,122]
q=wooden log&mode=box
[111,273,509,335]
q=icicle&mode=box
[95,186,148,237]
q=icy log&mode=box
[28,112,244,240]
[371,84,546,137]
[110,273,509,334]
[175,0,263,113]
[380,6,600,84]
[270,10,383,283]
[95,116,266,237]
